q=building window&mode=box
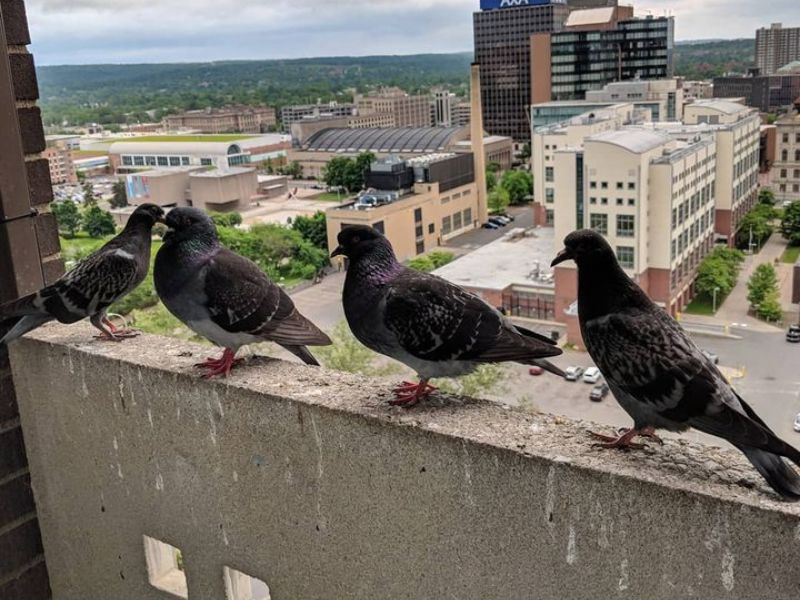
[616,198,624,206]
[145,156,156,166]
[463,208,472,224]
[442,216,452,235]
[169,157,181,167]
[545,209,554,226]
[616,182,624,190]
[628,182,635,190]
[428,223,435,234]
[416,240,425,254]
[414,208,422,223]
[590,181,597,189]
[200,158,213,166]
[617,246,634,269]
[589,213,608,235]
[601,182,608,189]
[415,224,424,238]
[545,188,555,204]
[617,215,635,237]
[157,156,169,166]
[545,167,554,182]
[601,197,608,205]
[453,211,463,230]
[181,157,190,166]
[781,169,788,178]
[122,156,133,166]
[783,133,790,143]
[628,198,635,206]
[133,156,145,166]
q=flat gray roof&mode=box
[434,227,556,291]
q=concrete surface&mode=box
[10,324,800,600]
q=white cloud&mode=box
[23,0,790,65]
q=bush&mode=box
[82,205,116,238]
[408,251,455,273]
[781,201,800,246]
[756,292,783,321]
[51,201,82,238]
[209,211,242,228]
[747,263,779,309]
[292,211,327,250]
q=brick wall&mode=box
[0,0,61,597]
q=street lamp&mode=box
[712,286,721,314]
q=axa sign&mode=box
[480,0,563,9]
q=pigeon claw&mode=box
[389,381,437,408]
[588,427,660,450]
[194,349,242,379]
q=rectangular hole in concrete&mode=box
[224,566,271,600]
[143,535,188,599]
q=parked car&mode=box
[482,222,499,229]
[794,413,800,433]
[493,215,512,224]
[702,349,719,364]
[590,383,610,402]
[582,367,601,384]
[786,325,800,343]
[500,213,516,222]
[488,217,508,227]
[564,366,584,381]
[528,366,544,376]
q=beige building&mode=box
[326,152,484,261]
[552,129,717,343]
[756,22,800,75]
[164,105,277,134]
[682,80,714,101]
[289,113,396,146]
[682,100,761,243]
[355,88,431,128]
[125,167,258,212]
[774,103,800,202]
[42,143,77,185]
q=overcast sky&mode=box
[27,0,789,65]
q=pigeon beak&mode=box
[330,246,344,258]
[551,248,574,267]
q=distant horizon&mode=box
[34,38,754,69]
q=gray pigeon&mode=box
[332,225,564,406]
[0,203,164,346]
[552,229,800,499]
[154,207,331,377]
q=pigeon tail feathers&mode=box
[0,292,39,320]
[280,344,320,366]
[0,314,53,347]
[735,445,800,500]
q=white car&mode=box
[582,367,601,384]
[794,413,800,433]
[564,366,584,381]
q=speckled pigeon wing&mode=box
[384,271,560,363]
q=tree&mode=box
[110,180,128,209]
[758,188,775,206]
[486,161,501,174]
[281,160,304,179]
[694,247,744,301]
[735,204,777,249]
[747,263,779,309]
[322,153,374,193]
[82,205,116,238]
[292,211,327,250]
[519,142,532,161]
[264,157,275,175]
[781,201,800,246]
[488,186,510,215]
[209,211,242,228]
[486,170,497,193]
[82,181,97,206]
[315,321,398,376]
[756,290,783,322]
[500,170,533,205]
[51,201,82,238]
[408,251,454,273]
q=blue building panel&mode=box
[480,0,563,10]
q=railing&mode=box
[9,324,800,600]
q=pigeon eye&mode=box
[352,236,361,244]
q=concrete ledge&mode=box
[10,323,800,600]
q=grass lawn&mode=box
[684,293,723,316]
[103,134,258,143]
[781,245,800,264]
[313,192,349,202]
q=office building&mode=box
[43,136,78,184]
[713,71,800,113]
[109,135,290,174]
[433,91,456,127]
[325,154,479,261]
[551,127,717,342]
[532,8,674,103]
[473,0,571,141]
[125,166,258,212]
[280,102,356,130]
[774,102,800,202]
[164,105,277,134]
[355,88,432,128]
[755,23,800,75]
[452,101,472,127]
[682,80,714,101]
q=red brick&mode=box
[0,518,43,575]
[34,213,60,258]
[0,427,27,479]
[0,474,35,530]
[9,53,38,101]
[17,107,45,155]
[0,0,31,46]
[26,159,54,208]
[0,560,51,600]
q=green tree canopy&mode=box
[747,263,779,309]
[735,204,777,249]
[781,201,800,246]
[694,247,744,300]
[500,170,533,205]
[51,200,82,238]
[209,211,243,228]
[82,181,97,206]
[758,188,775,205]
[82,205,116,238]
[292,211,328,250]
[488,186,510,215]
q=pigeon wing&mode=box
[203,249,329,346]
[384,271,560,363]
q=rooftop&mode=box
[190,166,255,178]
[303,126,465,153]
[588,128,673,154]
[434,227,556,291]
[564,6,616,27]
[106,134,259,143]
[686,99,750,115]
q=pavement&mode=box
[442,205,534,252]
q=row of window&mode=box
[589,197,636,207]
[441,208,472,236]
[121,155,192,167]
[590,181,637,191]
[589,214,635,238]
[780,133,800,145]
[779,149,800,162]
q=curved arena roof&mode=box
[588,128,672,154]
[303,127,466,153]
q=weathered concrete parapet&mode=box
[10,324,800,600]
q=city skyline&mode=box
[27,0,797,65]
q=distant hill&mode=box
[36,40,756,127]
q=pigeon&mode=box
[331,225,564,406]
[552,229,800,499]
[154,207,331,377]
[0,203,165,346]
